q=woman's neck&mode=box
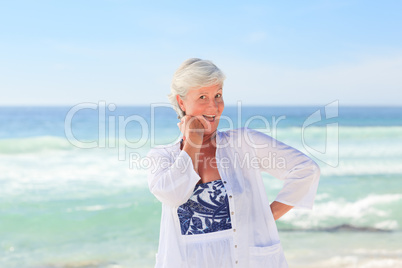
[180,131,217,151]
[201,131,217,146]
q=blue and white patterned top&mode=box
[177,179,232,235]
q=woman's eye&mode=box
[200,96,206,99]
[216,93,222,98]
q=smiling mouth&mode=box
[203,115,216,122]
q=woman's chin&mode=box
[203,125,218,135]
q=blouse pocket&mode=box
[249,243,288,268]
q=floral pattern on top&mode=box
[177,179,232,235]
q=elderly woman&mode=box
[147,58,320,267]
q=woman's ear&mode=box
[176,95,185,112]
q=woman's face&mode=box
[177,84,224,135]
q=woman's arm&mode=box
[147,115,206,207]
[147,148,201,207]
[270,201,294,221]
[246,127,321,209]
[177,115,206,173]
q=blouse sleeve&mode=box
[245,127,321,209]
[146,147,201,207]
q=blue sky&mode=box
[0,0,401,106]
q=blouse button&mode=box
[235,261,238,264]
[234,245,237,248]
[229,195,232,198]
[231,211,234,215]
[223,181,227,184]
[233,229,236,232]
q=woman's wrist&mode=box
[270,201,294,221]
[182,136,203,173]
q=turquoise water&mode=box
[1,105,401,267]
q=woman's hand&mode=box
[177,115,210,173]
[177,115,209,147]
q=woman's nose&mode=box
[209,98,218,109]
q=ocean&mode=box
[1,104,401,268]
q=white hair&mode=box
[167,58,226,119]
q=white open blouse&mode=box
[147,127,321,268]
